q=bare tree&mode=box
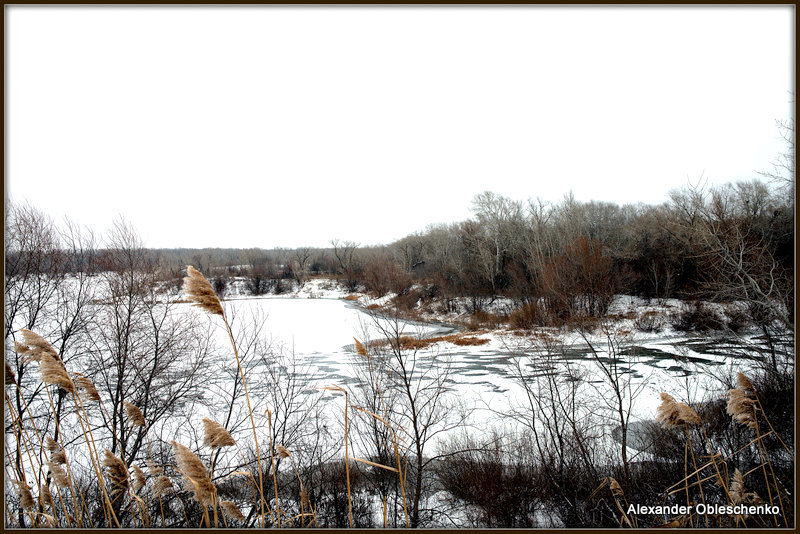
[292,247,313,285]
[502,333,604,524]
[87,219,214,469]
[361,308,466,527]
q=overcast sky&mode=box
[6,6,794,249]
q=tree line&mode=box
[14,175,790,330]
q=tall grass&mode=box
[604,371,793,529]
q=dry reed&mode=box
[656,393,701,427]
[184,265,266,526]
[6,361,16,385]
[147,459,164,477]
[11,480,35,511]
[151,476,174,498]
[74,374,101,402]
[171,441,216,507]
[17,329,59,362]
[727,388,757,429]
[102,449,130,498]
[730,469,748,504]
[183,266,224,316]
[38,353,75,393]
[677,403,701,425]
[14,330,119,527]
[132,465,146,492]
[220,500,246,522]
[201,417,235,449]
[736,372,754,392]
[353,337,368,356]
[46,461,70,488]
[124,402,145,426]
[45,436,67,465]
[38,483,54,509]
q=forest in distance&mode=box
[4,168,795,528]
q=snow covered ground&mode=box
[195,280,775,454]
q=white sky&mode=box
[5,6,794,249]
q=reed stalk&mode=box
[184,265,267,527]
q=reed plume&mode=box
[151,475,174,498]
[17,329,59,362]
[103,449,130,498]
[50,449,67,465]
[183,266,224,316]
[124,402,145,426]
[171,441,216,506]
[730,469,746,504]
[730,468,762,505]
[656,393,681,427]
[6,360,16,384]
[656,393,701,427]
[599,477,635,527]
[46,461,70,488]
[276,444,291,459]
[201,417,235,449]
[16,329,73,390]
[74,374,101,402]
[132,464,146,492]
[18,329,74,394]
[677,403,701,425]
[39,353,75,393]
[184,265,266,526]
[12,480,35,510]
[45,436,67,465]
[736,372,754,392]
[147,460,164,478]
[38,483,54,509]
[354,337,368,356]
[727,388,757,429]
[221,500,246,522]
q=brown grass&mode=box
[6,361,16,384]
[353,338,368,357]
[124,402,145,427]
[171,441,216,507]
[184,265,267,526]
[151,475,173,498]
[131,465,146,492]
[370,333,489,352]
[74,374,101,402]
[342,294,361,301]
[736,372,754,392]
[102,449,130,498]
[220,500,246,522]
[39,354,75,393]
[12,480,35,511]
[17,329,60,362]
[201,418,235,449]
[46,461,70,488]
[183,265,224,316]
[655,393,681,428]
[726,388,757,429]
[276,444,291,459]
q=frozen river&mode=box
[200,294,772,446]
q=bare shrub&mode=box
[633,310,664,333]
[669,301,726,332]
[508,300,551,329]
[435,433,541,527]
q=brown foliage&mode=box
[539,237,616,319]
